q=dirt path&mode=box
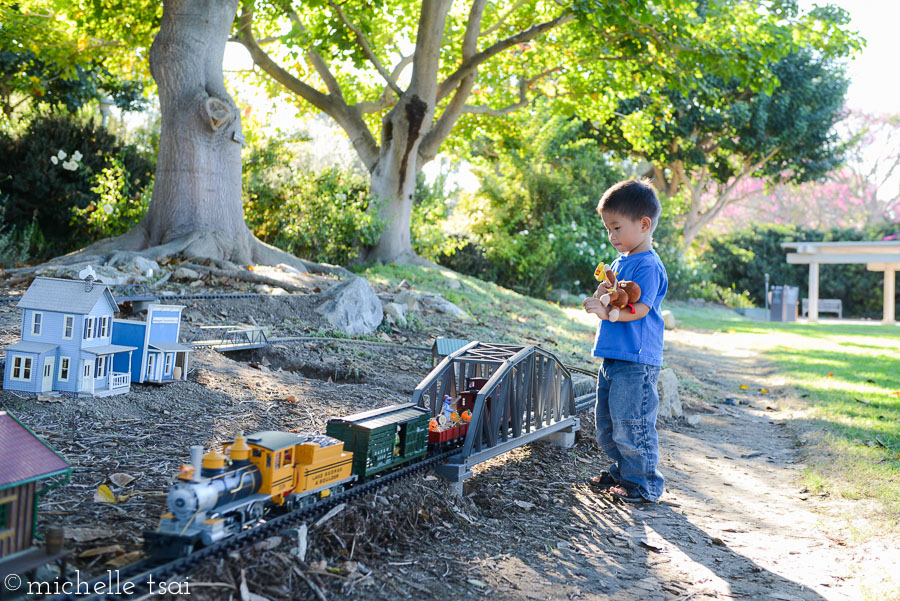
[454,328,899,601]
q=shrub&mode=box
[442,105,624,297]
[0,115,154,255]
[700,223,900,317]
[242,136,382,265]
[411,167,465,262]
[70,156,152,240]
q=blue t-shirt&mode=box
[591,249,668,366]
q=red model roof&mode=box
[0,411,70,489]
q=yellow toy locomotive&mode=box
[149,430,353,555]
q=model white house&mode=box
[2,277,137,396]
[111,304,192,384]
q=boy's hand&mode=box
[593,283,613,299]
[582,297,610,320]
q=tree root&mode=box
[4,228,355,285]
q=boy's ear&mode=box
[641,216,652,232]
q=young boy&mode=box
[582,179,668,504]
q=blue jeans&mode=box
[594,358,664,501]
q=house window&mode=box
[31,312,43,336]
[0,494,13,534]
[83,317,94,340]
[43,362,52,378]
[98,316,110,338]
[11,356,32,381]
[164,353,173,375]
[63,315,75,339]
[83,362,92,378]
[59,357,70,382]
[96,356,107,378]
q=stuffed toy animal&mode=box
[593,262,642,322]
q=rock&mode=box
[382,301,407,327]
[395,290,421,313]
[686,414,702,426]
[173,267,201,281]
[657,368,682,418]
[661,310,676,330]
[445,278,462,290]
[420,294,466,317]
[254,284,289,296]
[398,278,412,289]
[189,279,204,288]
[316,276,383,335]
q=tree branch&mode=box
[286,9,344,99]
[235,0,380,170]
[328,1,404,96]
[436,12,574,102]
[416,0,487,163]
[479,0,529,38]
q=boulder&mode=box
[37,264,139,286]
[173,267,201,281]
[316,277,383,335]
[445,278,462,291]
[657,368,682,418]
[547,289,570,303]
[662,310,676,330]
[382,302,407,327]
[395,290,422,313]
[420,294,466,317]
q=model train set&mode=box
[0,275,595,599]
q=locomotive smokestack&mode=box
[190,445,204,481]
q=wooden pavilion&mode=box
[782,241,900,323]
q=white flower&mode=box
[548,233,555,240]
[62,160,78,171]
[519,229,529,236]
[336,192,347,201]
[692,269,698,275]
[102,204,114,215]
[578,250,583,255]
[50,156,59,165]
[600,243,606,249]
[72,150,83,161]
[57,150,67,160]
[571,221,577,231]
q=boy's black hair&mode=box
[597,178,661,228]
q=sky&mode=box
[804,0,900,115]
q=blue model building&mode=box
[112,304,192,384]
[2,277,137,397]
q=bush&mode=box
[700,223,900,317]
[242,136,382,265]
[442,105,624,297]
[0,115,154,255]
[411,167,465,262]
[70,156,152,240]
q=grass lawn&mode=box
[673,303,900,528]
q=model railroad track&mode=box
[50,449,458,601]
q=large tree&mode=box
[591,44,859,247]
[235,0,851,262]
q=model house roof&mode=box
[16,277,119,315]
[148,342,192,352]
[0,411,70,490]
[5,341,59,354]
[81,344,137,355]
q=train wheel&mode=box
[245,502,264,525]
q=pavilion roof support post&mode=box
[808,262,820,323]
[885,269,896,324]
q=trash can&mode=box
[769,285,799,322]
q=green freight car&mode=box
[325,403,431,481]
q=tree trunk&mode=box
[367,97,430,263]
[142,0,252,262]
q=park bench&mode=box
[801,298,842,318]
